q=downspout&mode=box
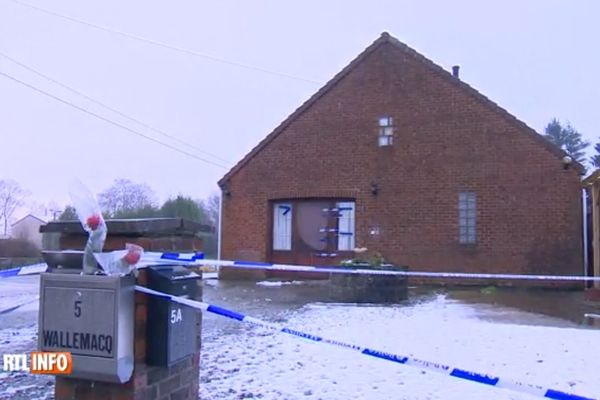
[583,188,589,278]
[217,190,223,261]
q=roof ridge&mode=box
[11,213,47,226]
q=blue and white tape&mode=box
[160,252,204,262]
[2,254,600,283]
[140,254,600,283]
[0,262,595,398]
[135,285,595,400]
[0,263,48,279]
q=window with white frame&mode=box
[378,116,394,146]
[336,201,355,251]
[458,192,476,244]
[273,203,292,250]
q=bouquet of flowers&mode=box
[69,180,143,276]
[69,180,107,275]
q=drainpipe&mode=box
[217,190,223,261]
[583,188,588,278]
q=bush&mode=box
[340,251,387,268]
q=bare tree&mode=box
[0,179,28,236]
[196,193,220,258]
[97,178,158,218]
[200,193,220,229]
[29,200,61,220]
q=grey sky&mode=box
[1,0,599,217]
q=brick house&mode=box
[218,32,584,276]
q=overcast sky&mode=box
[1,0,599,218]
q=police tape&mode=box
[135,285,595,400]
[2,253,599,283]
[0,263,48,279]
[141,252,600,282]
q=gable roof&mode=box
[11,214,47,227]
[219,32,584,186]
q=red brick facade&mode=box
[219,33,584,276]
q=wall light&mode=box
[370,182,379,196]
[562,155,573,170]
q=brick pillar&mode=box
[54,269,201,400]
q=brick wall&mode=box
[220,36,583,278]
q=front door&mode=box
[270,199,355,267]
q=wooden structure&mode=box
[40,218,212,253]
[583,171,600,292]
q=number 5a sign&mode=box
[171,307,183,324]
[38,273,135,383]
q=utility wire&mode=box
[0,69,229,169]
[0,50,232,165]
[5,0,322,85]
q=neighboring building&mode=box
[11,214,46,249]
[218,32,584,276]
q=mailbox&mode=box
[38,273,135,383]
[146,265,202,367]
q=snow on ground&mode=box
[200,294,600,400]
[0,275,52,400]
[1,275,599,399]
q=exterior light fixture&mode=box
[562,155,573,170]
[371,182,379,196]
[221,182,231,197]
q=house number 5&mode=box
[74,300,82,318]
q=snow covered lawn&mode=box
[200,293,600,400]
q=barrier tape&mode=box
[0,263,48,279]
[141,253,600,282]
[135,285,595,400]
[2,254,599,283]
[0,263,595,398]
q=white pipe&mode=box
[583,188,589,279]
[217,191,223,261]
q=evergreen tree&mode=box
[590,141,600,168]
[543,118,589,164]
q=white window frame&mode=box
[378,116,393,146]
[273,203,292,250]
[458,192,476,244]
[336,201,355,251]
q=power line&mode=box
[4,0,322,85]
[0,50,232,165]
[0,68,229,169]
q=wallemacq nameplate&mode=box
[38,273,134,383]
